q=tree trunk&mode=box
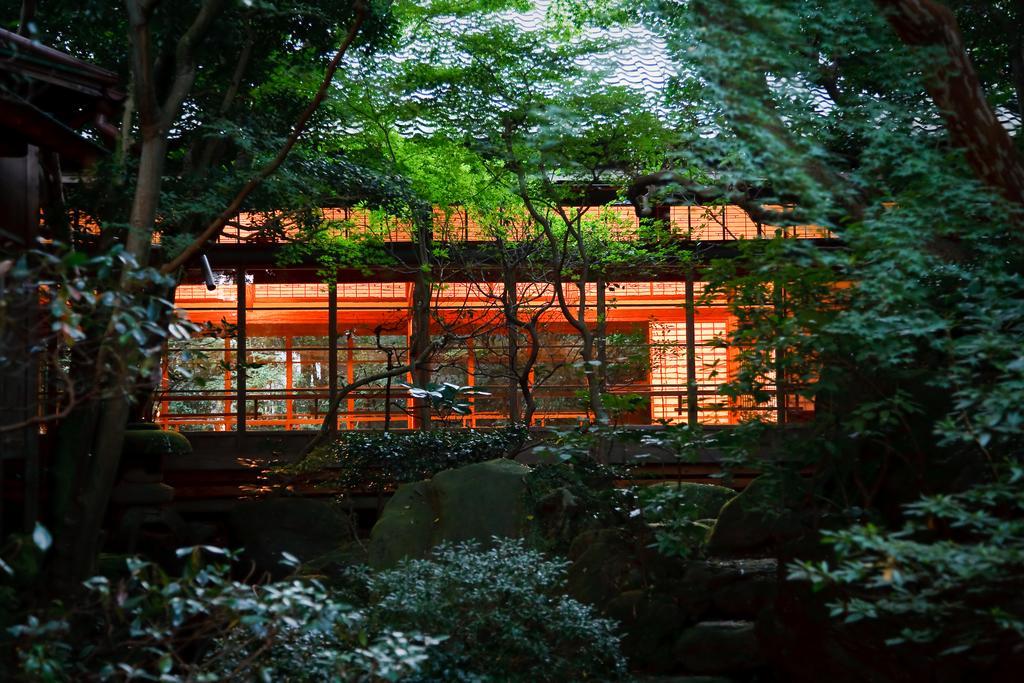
[876,0,1024,208]
[53,134,168,586]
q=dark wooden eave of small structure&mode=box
[0,28,123,166]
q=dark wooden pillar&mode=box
[0,148,40,534]
[774,282,787,425]
[328,283,338,433]
[685,266,699,427]
[235,268,247,436]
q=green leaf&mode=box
[32,522,52,552]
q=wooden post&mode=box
[328,283,338,433]
[596,278,607,393]
[346,333,355,430]
[774,282,787,425]
[467,338,476,428]
[223,337,232,431]
[285,336,293,431]
[236,268,247,435]
[685,267,699,426]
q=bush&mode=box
[5,547,440,682]
[358,538,627,681]
[638,482,734,559]
[294,426,528,491]
[789,468,1024,657]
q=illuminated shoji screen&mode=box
[649,320,730,424]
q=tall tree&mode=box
[2,0,394,586]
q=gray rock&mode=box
[367,479,437,568]
[432,458,530,542]
[606,589,684,672]
[566,527,647,606]
[683,558,778,619]
[368,458,531,568]
[705,474,807,557]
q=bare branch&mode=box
[161,6,369,274]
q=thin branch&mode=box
[161,6,368,274]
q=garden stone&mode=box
[642,481,736,520]
[431,457,530,542]
[110,481,175,505]
[705,474,808,557]
[228,497,354,579]
[674,620,763,674]
[683,559,778,618]
[566,527,647,606]
[368,480,437,568]
[368,458,532,568]
[118,428,191,485]
[605,589,685,672]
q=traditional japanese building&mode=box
[156,203,829,435]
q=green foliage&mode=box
[632,0,1024,663]
[1,244,193,408]
[6,547,440,681]
[638,483,734,559]
[357,538,627,681]
[293,426,529,490]
[403,382,492,423]
[789,466,1024,655]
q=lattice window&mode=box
[649,321,730,424]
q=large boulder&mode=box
[368,458,531,568]
[705,473,808,557]
[228,497,354,579]
[605,589,684,673]
[640,482,736,521]
[432,458,530,542]
[566,527,649,607]
[366,480,436,569]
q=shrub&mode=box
[788,468,1024,657]
[638,482,734,559]
[359,538,627,681]
[293,426,528,491]
[6,547,440,682]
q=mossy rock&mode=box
[566,527,648,606]
[367,479,436,569]
[432,458,531,542]
[126,422,161,431]
[368,458,531,568]
[605,589,685,672]
[639,482,736,522]
[705,474,808,557]
[120,429,192,477]
[122,429,192,457]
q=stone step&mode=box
[683,558,778,619]
[673,620,764,675]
